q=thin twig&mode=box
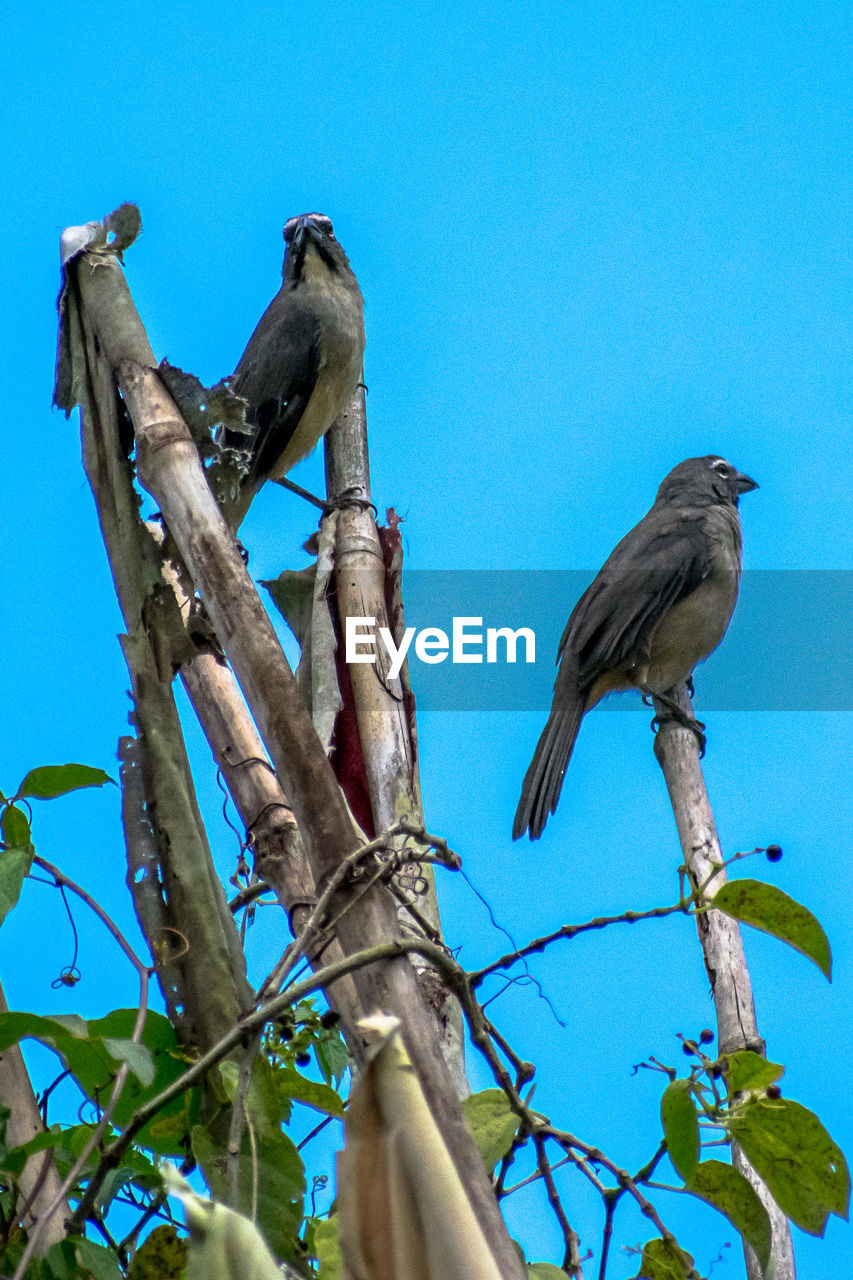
[31,855,150,975]
[599,1194,616,1280]
[532,1132,582,1275]
[470,858,732,987]
[255,820,459,1002]
[297,1112,338,1152]
[501,1152,573,1197]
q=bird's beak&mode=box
[292,216,323,252]
[734,470,759,494]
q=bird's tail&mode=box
[513,663,585,841]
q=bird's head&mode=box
[656,455,759,508]
[281,213,343,280]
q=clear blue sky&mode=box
[2,2,851,1275]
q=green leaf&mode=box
[1,805,31,848]
[632,1236,696,1279]
[0,1009,195,1156]
[16,764,114,800]
[101,1037,155,1087]
[127,1224,186,1280]
[73,1237,125,1280]
[686,1159,771,1268]
[96,1150,160,1209]
[462,1088,520,1172]
[0,1011,86,1055]
[713,879,831,979]
[48,1014,90,1039]
[527,1266,570,1278]
[0,1125,78,1179]
[723,1049,784,1095]
[248,1055,284,1136]
[192,1121,306,1262]
[0,847,33,926]
[44,1238,78,1279]
[312,1216,342,1280]
[727,1096,850,1234]
[314,1027,349,1088]
[87,1009,197,1153]
[278,1064,344,1117]
[660,1081,699,1181]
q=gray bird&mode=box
[513,455,758,840]
[223,213,365,526]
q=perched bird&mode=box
[223,213,365,526]
[513,456,758,840]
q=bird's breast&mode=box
[639,506,743,693]
[270,276,365,477]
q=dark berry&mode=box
[766,1084,782,1099]
[765,845,783,862]
[295,1052,311,1067]
[699,1028,714,1044]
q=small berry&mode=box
[699,1028,714,1044]
[766,1084,782,1099]
[320,1010,340,1029]
[765,845,783,862]
[295,1051,311,1067]
[682,1041,695,1055]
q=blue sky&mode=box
[2,2,851,1275]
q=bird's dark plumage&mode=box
[513,456,758,840]
[223,213,365,526]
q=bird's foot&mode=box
[322,486,379,518]
[642,687,707,756]
[272,477,378,519]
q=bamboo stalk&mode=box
[62,251,252,1047]
[68,228,522,1277]
[0,982,69,1252]
[653,685,795,1280]
[325,388,469,1095]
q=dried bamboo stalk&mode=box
[325,390,469,1095]
[69,231,522,1277]
[653,685,795,1280]
[63,249,252,1046]
[0,982,69,1252]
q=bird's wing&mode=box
[231,287,320,485]
[562,508,712,688]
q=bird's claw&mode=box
[322,489,379,519]
[642,686,706,754]
[649,708,706,756]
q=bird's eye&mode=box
[711,460,729,479]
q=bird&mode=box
[222,213,365,527]
[513,455,758,841]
